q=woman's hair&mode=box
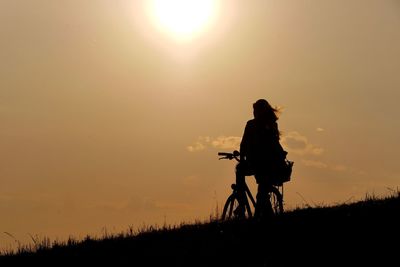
[253,99,280,121]
[253,99,281,138]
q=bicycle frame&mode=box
[219,151,284,219]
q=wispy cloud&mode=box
[211,136,242,150]
[188,131,323,157]
[187,142,206,152]
[302,159,328,169]
[187,136,241,152]
[302,159,348,172]
[281,131,324,156]
[331,164,347,172]
[188,132,355,175]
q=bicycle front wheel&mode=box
[221,194,239,220]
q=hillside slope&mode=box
[1,194,399,266]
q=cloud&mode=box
[282,131,354,173]
[186,136,210,152]
[302,159,328,169]
[187,136,241,152]
[281,131,324,156]
[331,164,347,172]
[302,159,348,172]
[188,131,324,157]
[211,136,241,150]
[187,142,206,152]
[316,127,324,132]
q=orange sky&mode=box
[1,0,399,250]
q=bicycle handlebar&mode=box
[218,150,240,161]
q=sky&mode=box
[1,0,399,250]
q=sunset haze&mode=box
[1,0,399,249]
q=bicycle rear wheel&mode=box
[269,186,283,215]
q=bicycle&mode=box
[218,150,293,220]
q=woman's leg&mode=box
[235,163,249,217]
[255,179,273,219]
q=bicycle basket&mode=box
[273,159,294,186]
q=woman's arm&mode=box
[240,121,252,161]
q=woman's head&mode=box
[253,99,279,122]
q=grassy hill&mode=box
[1,192,399,266]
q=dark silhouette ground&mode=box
[1,193,399,267]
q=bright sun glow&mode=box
[150,0,217,41]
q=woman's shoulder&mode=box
[246,119,256,126]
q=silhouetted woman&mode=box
[236,99,286,219]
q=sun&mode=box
[150,0,218,41]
